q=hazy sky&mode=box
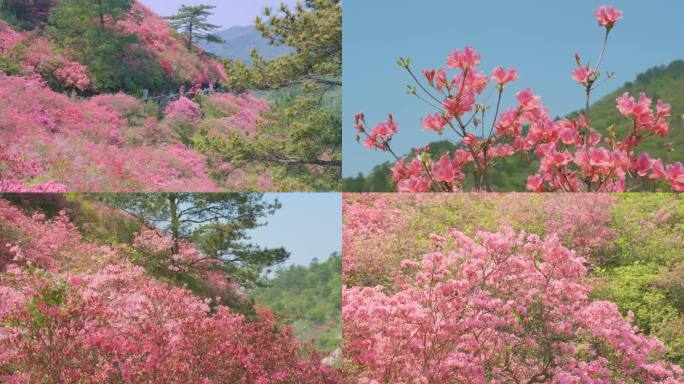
[246,193,341,268]
[139,0,298,29]
[343,0,684,177]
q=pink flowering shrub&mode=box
[0,22,93,93]
[53,60,91,92]
[342,194,406,285]
[0,145,68,192]
[0,20,25,53]
[0,200,100,271]
[343,193,616,287]
[354,5,682,192]
[0,199,338,383]
[0,74,220,191]
[343,228,683,383]
[164,96,202,122]
[200,93,271,137]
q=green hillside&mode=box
[253,254,341,352]
[344,60,684,192]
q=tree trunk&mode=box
[168,194,180,255]
[187,22,193,50]
[97,0,105,28]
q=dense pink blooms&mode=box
[344,224,682,383]
[53,61,91,92]
[447,46,480,70]
[651,160,684,191]
[164,97,202,122]
[0,145,68,192]
[360,114,398,150]
[616,92,671,137]
[0,20,25,53]
[343,194,617,287]
[0,199,338,383]
[432,153,457,182]
[0,74,219,191]
[595,5,623,30]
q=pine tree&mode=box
[165,4,224,51]
[103,193,290,288]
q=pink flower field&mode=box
[0,3,282,192]
[342,193,684,383]
[0,197,339,383]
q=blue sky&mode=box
[343,0,684,177]
[247,193,341,268]
[139,0,298,29]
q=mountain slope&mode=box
[201,25,293,62]
[253,254,341,352]
[344,60,684,192]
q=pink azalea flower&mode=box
[447,46,480,70]
[526,174,545,192]
[422,113,448,133]
[432,154,456,182]
[632,153,653,177]
[397,176,430,192]
[588,147,612,168]
[491,66,519,85]
[595,5,623,30]
[571,66,595,85]
[372,114,398,138]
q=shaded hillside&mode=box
[344,60,684,192]
[253,254,341,352]
[201,25,293,62]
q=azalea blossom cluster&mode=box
[354,5,683,192]
[342,194,406,285]
[342,193,617,287]
[0,75,216,191]
[0,73,276,192]
[53,61,91,92]
[0,199,338,383]
[343,227,684,383]
[202,92,271,137]
[164,96,203,122]
[0,20,92,92]
[0,20,25,53]
[0,145,68,192]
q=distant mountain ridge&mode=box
[343,60,684,192]
[201,25,294,62]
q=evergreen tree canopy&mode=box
[104,193,289,287]
[165,4,224,50]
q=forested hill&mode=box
[344,60,684,192]
[201,25,294,62]
[253,254,342,352]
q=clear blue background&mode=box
[343,0,684,177]
[248,193,341,267]
[139,0,298,28]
